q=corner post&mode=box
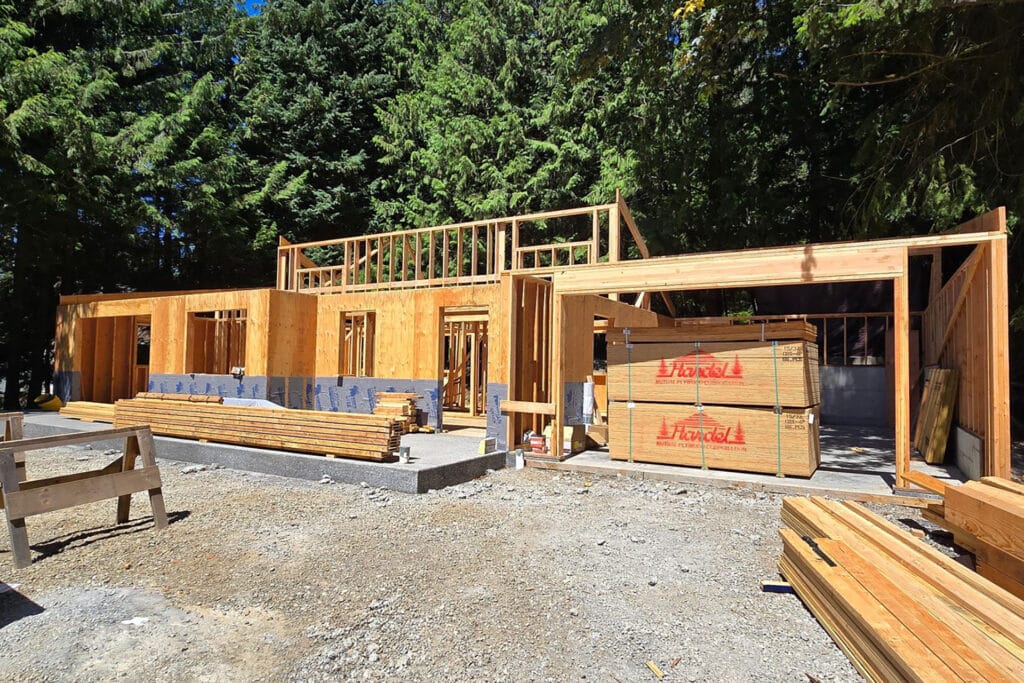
[894,251,911,489]
[987,233,1011,477]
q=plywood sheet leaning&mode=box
[607,340,819,408]
[608,402,819,477]
[115,397,402,461]
[912,368,959,464]
[779,496,1024,682]
[925,478,1024,599]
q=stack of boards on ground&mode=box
[606,322,820,477]
[923,477,1024,599]
[779,496,1024,682]
[114,395,402,461]
[59,401,116,423]
[372,392,420,434]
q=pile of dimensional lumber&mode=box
[372,392,420,433]
[913,368,959,464]
[606,321,820,477]
[780,496,1024,682]
[923,477,1024,599]
[114,395,402,461]
[59,401,116,423]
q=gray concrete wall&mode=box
[149,373,271,401]
[819,366,889,427]
[148,373,313,409]
[53,371,81,403]
[486,383,508,449]
[311,376,442,428]
[563,381,587,426]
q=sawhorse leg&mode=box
[0,452,32,568]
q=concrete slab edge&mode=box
[24,419,506,495]
[524,458,934,508]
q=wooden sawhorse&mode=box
[1,412,26,482]
[0,425,167,568]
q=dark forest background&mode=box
[1,0,1021,426]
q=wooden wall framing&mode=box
[56,289,317,388]
[547,209,1010,489]
[54,203,1011,492]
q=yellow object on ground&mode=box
[33,394,63,411]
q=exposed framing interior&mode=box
[53,199,1011,494]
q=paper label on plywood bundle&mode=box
[608,402,820,477]
[607,341,819,408]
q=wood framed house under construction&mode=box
[52,192,1011,495]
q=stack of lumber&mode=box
[606,321,820,477]
[372,392,420,433]
[645,320,818,343]
[59,401,116,423]
[779,496,1024,682]
[136,392,224,404]
[114,397,401,461]
[913,368,959,464]
[923,477,1024,599]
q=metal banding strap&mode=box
[625,328,633,464]
[694,341,707,470]
[772,340,784,478]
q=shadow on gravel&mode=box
[21,510,191,564]
[0,588,44,629]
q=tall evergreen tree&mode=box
[235,0,394,244]
[0,0,247,407]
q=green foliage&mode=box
[0,0,1021,419]
[236,0,394,243]
[372,1,644,234]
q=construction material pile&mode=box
[59,401,116,423]
[924,477,1024,599]
[779,496,1024,682]
[372,392,420,433]
[115,395,402,461]
[606,321,820,476]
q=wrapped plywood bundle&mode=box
[606,340,819,408]
[608,401,820,477]
[607,321,817,344]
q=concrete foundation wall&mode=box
[312,376,442,429]
[148,373,313,409]
[486,383,509,450]
[53,371,81,404]
[819,366,889,428]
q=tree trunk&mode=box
[2,229,28,409]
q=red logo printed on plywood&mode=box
[655,414,747,450]
[654,353,743,383]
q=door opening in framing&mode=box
[77,314,151,403]
[441,309,489,428]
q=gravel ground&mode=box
[0,446,944,682]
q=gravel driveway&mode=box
[0,445,867,682]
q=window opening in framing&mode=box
[340,312,375,376]
[187,309,247,375]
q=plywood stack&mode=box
[606,322,820,477]
[779,496,1024,682]
[923,478,1024,599]
[59,401,116,423]
[913,368,959,464]
[114,397,402,461]
[373,392,420,433]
